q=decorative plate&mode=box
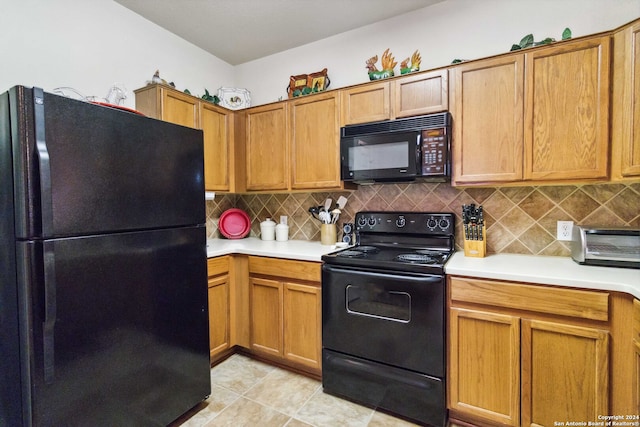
[218,208,251,239]
[217,87,251,110]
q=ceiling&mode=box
[114,0,442,65]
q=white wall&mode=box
[0,0,637,109]
[235,0,640,106]
[0,0,234,109]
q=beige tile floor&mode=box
[172,353,429,427]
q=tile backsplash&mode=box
[206,181,640,256]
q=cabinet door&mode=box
[250,277,283,356]
[451,55,524,185]
[524,36,610,181]
[636,340,640,415]
[521,319,609,427]
[449,308,521,426]
[208,275,230,359]
[201,103,231,191]
[162,89,199,128]
[394,69,448,118]
[634,298,640,413]
[340,81,392,125]
[283,282,321,371]
[612,21,640,179]
[290,92,341,189]
[245,104,288,191]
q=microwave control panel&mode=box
[421,128,448,176]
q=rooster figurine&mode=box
[366,48,397,81]
[400,50,422,75]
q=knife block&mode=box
[463,226,486,258]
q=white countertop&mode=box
[207,237,343,262]
[445,252,640,299]
[206,238,640,299]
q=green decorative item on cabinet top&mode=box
[366,48,397,80]
[510,27,572,51]
[400,50,422,75]
[201,88,220,104]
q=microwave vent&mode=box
[342,112,450,137]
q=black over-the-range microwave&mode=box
[340,112,451,183]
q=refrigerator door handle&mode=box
[42,241,57,384]
[33,87,53,236]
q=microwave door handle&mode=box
[416,134,422,170]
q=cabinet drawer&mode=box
[249,256,321,283]
[207,256,230,277]
[449,277,609,321]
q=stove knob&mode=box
[396,217,406,228]
[368,217,377,227]
[439,218,450,230]
[357,217,367,227]
[426,218,437,229]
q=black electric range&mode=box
[321,211,455,427]
[322,211,455,274]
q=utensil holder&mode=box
[320,223,337,245]
[463,226,486,257]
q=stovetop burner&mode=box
[395,253,439,264]
[416,249,443,256]
[337,250,367,258]
[354,245,379,253]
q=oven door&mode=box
[322,264,444,377]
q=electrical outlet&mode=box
[557,221,574,241]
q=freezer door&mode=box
[8,86,205,239]
[16,226,210,426]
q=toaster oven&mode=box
[571,226,640,269]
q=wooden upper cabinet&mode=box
[244,103,289,191]
[394,69,448,118]
[135,84,199,128]
[340,70,448,125]
[290,92,341,190]
[612,20,640,180]
[451,55,525,185]
[340,81,391,125]
[451,35,610,186]
[524,36,610,181]
[134,84,235,192]
[162,89,200,128]
[201,103,232,191]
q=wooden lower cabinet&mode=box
[634,299,640,413]
[248,256,322,375]
[283,281,321,369]
[250,277,283,357]
[449,308,521,426]
[448,276,612,427]
[207,256,231,361]
[521,320,609,427]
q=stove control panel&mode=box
[355,211,455,235]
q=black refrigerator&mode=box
[0,86,211,426]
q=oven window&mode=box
[346,285,411,323]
